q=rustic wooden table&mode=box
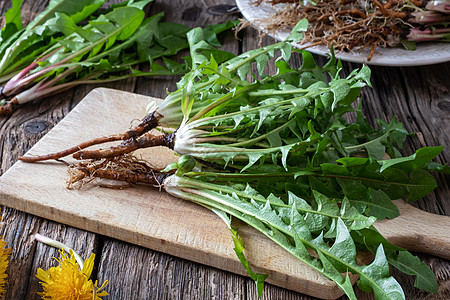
[0,0,449,299]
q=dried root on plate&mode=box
[252,0,450,60]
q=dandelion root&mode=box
[67,156,172,188]
[0,102,14,116]
[253,0,433,60]
[73,132,176,160]
[76,167,171,185]
[19,111,164,162]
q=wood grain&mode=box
[0,88,348,299]
[0,0,449,299]
[97,238,246,299]
[374,200,450,260]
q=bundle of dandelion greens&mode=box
[0,0,237,115]
[20,21,447,299]
[249,0,450,60]
[0,0,107,81]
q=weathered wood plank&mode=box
[0,207,98,299]
[0,208,41,299]
[97,238,246,299]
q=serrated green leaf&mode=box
[256,53,269,75]
[237,62,251,80]
[241,153,264,172]
[329,218,357,267]
[280,42,292,62]
[340,198,376,230]
[317,251,358,300]
[380,146,444,173]
[389,251,438,293]
[33,12,77,37]
[286,19,308,42]
[230,227,268,297]
[187,27,235,69]
[350,227,435,293]
[202,20,239,47]
[126,0,154,10]
[406,169,437,202]
[367,189,399,219]
[107,7,144,41]
[28,0,106,29]
[300,50,316,70]
[330,79,350,110]
[167,175,411,299]
[353,64,372,87]
[357,244,405,300]
[280,144,295,170]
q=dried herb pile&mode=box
[251,0,450,60]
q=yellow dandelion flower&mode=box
[36,249,108,300]
[0,236,10,297]
[0,208,11,297]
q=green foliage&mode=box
[0,0,107,78]
[165,175,412,299]
[187,26,236,68]
[352,227,438,293]
[156,20,443,298]
[230,227,268,297]
[356,244,405,299]
[0,1,237,105]
[1,0,23,42]
[172,56,403,174]
[389,251,438,293]
[380,146,444,172]
[175,155,196,175]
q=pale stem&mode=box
[34,233,85,269]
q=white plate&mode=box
[235,0,450,66]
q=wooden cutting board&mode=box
[0,88,347,299]
[2,88,449,299]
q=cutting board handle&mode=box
[374,200,450,260]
